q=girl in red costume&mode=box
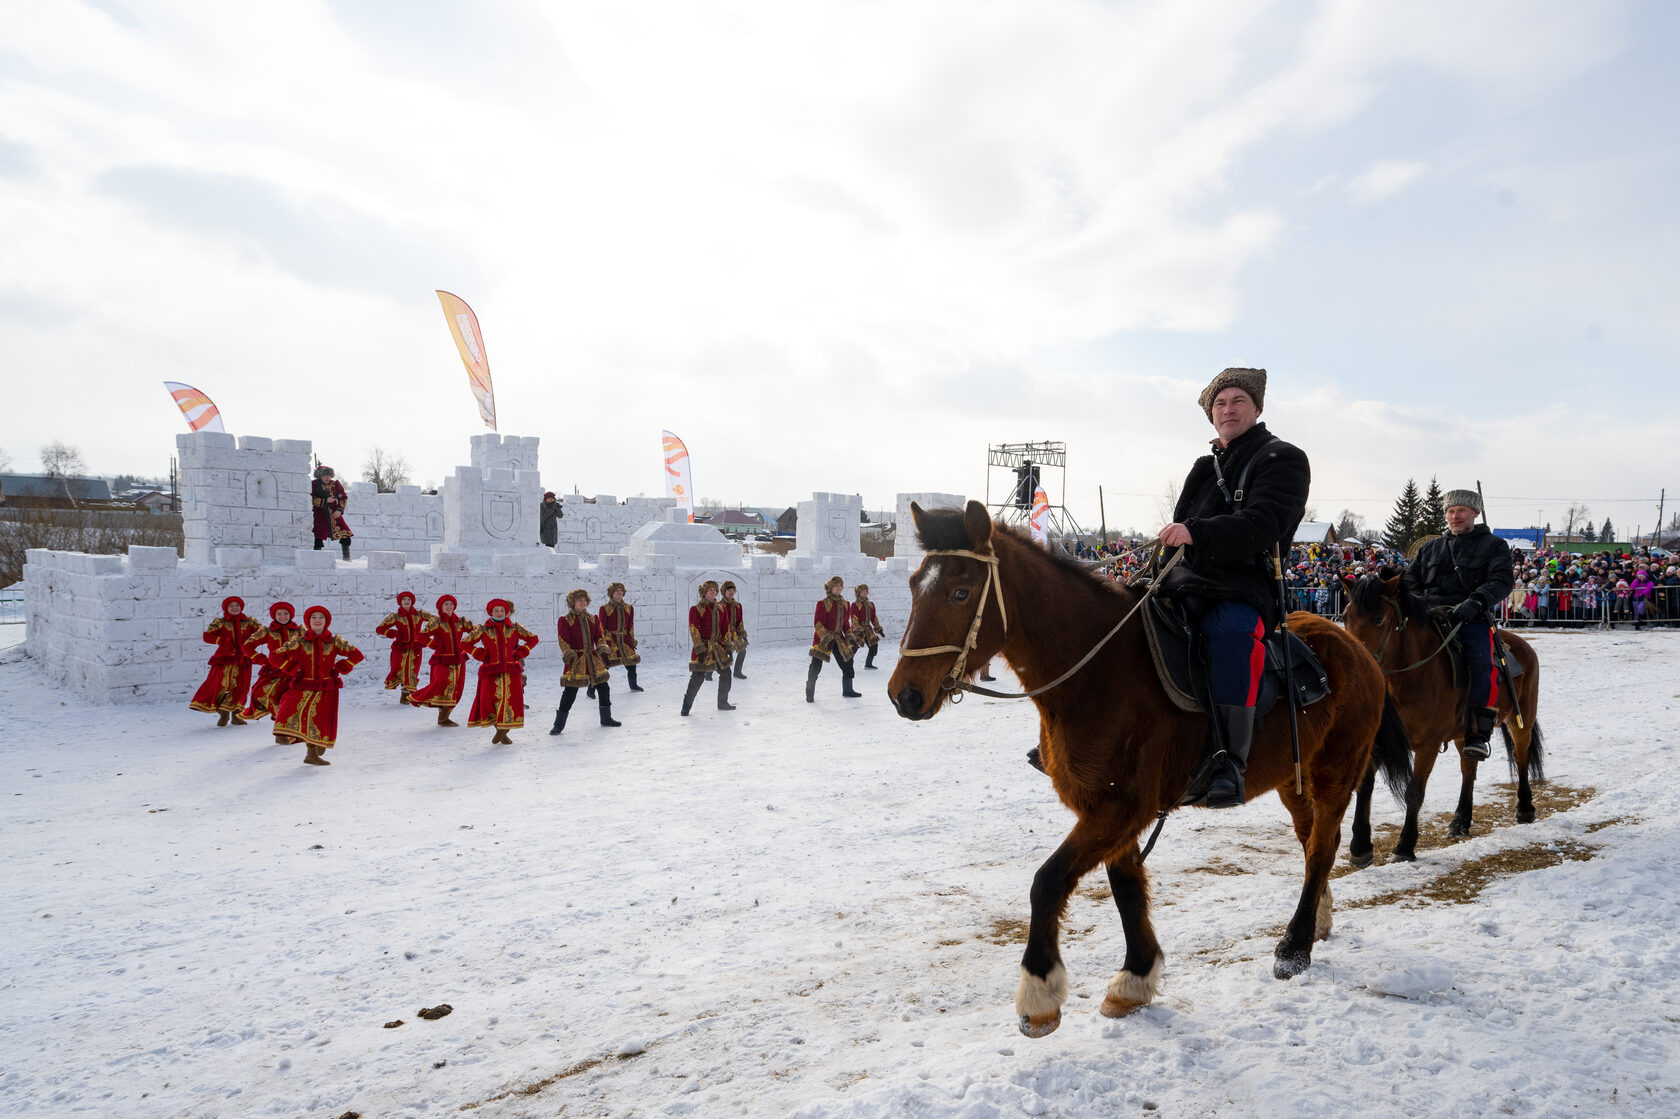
[271,605,365,765]
[375,590,433,705]
[241,601,301,721]
[189,596,263,726]
[410,594,474,727]
[466,598,539,744]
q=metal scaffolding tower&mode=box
[985,441,1083,548]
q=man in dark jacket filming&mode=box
[1401,489,1514,761]
[1159,367,1310,808]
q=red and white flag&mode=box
[662,430,694,523]
[1030,487,1050,547]
[436,290,497,430]
[163,381,225,432]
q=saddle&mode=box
[1426,611,1523,696]
[1142,596,1331,805]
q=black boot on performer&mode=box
[864,645,877,669]
[340,538,351,561]
[1461,706,1497,762]
[681,672,704,716]
[841,661,862,699]
[717,673,735,711]
[1206,704,1255,809]
[732,652,746,680]
[598,683,621,727]
[626,665,644,692]
[549,707,568,736]
[806,659,820,703]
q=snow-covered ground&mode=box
[2,630,1676,1118]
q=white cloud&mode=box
[1346,159,1427,204]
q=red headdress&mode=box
[486,598,514,617]
[303,605,332,629]
[396,590,416,608]
[221,595,245,614]
[269,601,296,621]
[436,594,457,613]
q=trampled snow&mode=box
[2,630,1676,1117]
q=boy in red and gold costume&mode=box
[682,580,735,716]
[466,598,539,744]
[721,580,749,679]
[311,465,353,560]
[852,583,886,669]
[410,594,473,727]
[189,596,263,726]
[807,575,861,702]
[597,582,643,694]
[241,601,301,721]
[550,589,622,735]
[375,590,433,705]
[271,605,365,765]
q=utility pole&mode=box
[1099,486,1107,546]
[1658,489,1666,545]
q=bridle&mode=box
[898,543,1181,703]
[1363,591,1461,676]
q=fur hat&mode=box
[313,465,334,480]
[566,588,591,607]
[698,580,720,597]
[269,601,295,621]
[1442,489,1482,514]
[854,583,870,594]
[1197,367,1266,421]
[720,580,736,593]
[486,598,514,616]
[825,575,844,591]
[543,491,556,500]
[606,582,627,598]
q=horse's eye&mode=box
[949,588,970,603]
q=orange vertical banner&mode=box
[662,430,694,523]
[436,290,497,430]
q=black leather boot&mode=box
[549,707,568,735]
[312,538,324,550]
[732,651,746,679]
[717,672,735,711]
[1206,704,1256,809]
[682,672,704,716]
[864,644,877,669]
[806,659,820,703]
[626,665,644,692]
[586,684,595,698]
[598,682,621,727]
[340,538,351,560]
[1462,706,1497,761]
[841,658,862,698]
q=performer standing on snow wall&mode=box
[270,605,364,766]
[466,599,539,745]
[807,576,862,702]
[682,581,735,716]
[410,594,473,727]
[189,596,263,726]
[311,465,354,560]
[597,582,644,694]
[375,591,433,706]
[241,602,301,722]
[721,580,749,679]
[551,589,622,735]
[1159,367,1309,809]
[1402,489,1515,761]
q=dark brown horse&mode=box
[890,502,1411,1037]
[1342,570,1545,864]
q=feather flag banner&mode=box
[436,290,497,430]
[1030,487,1050,547]
[662,430,694,523]
[163,381,225,433]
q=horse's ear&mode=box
[963,499,993,551]
[1341,576,1356,598]
[909,501,928,544]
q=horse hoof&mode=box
[1272,951,1311,980]
[1392,850,1417,863]
[1447,819,1470,838]
[1018,1012,1061,1038]
[1346,850,1373,870]
[1516,808,1536,824]
[1099,994,1147,1018]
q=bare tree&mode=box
[1335,509,1367,541]
[40,440,86,478]
[362,447,412,493]
[1562,503,1590,542]
[1302,504,1319,524]
[0,445,11,472]
[1155,480,1180,529]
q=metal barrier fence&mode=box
[1279,582,1680,630]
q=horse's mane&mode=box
[1352,566,1430,624]
[915,508,1123,599]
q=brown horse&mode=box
[1341,569,1545,864]
[890,502,1411,1037]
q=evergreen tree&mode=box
[1382,478,1424,552]
[1600,517,1615,543]
[1418,476,1448,539]
[1582,521,1597,543]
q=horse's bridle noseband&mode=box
[897,548,1006,700]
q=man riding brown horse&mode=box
[1401,489,1514,761]
[1158,367,1310,808]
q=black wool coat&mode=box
[1170,421,1311,627]
[1402,525,1515,615]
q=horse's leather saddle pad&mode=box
[1143,597,1331,720]
[1428,613,1523,693]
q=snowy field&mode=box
[2,629,1677,1118]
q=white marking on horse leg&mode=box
[1016,962,1067,1036]
[1101,954,1164,1018]
[1315,882,1334,942]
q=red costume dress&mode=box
[689,599,730,672]
[375,593,433,700]
[410,596,473,712]
[810,594,855,661]
[271,608,364,749]
[241,602,301,721]
[311,476,352,544]
[466,602,539,730]
[189,597,263,719]
[598,602,641,667]
[851,597,883,647]
[557,609,612,687]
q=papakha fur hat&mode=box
[1442,489,1482,514]
[1198,367,1266,421]
[825,575,844,590]
[698,580,720,597]
[720,580,736,593]
[566,588,591,606]
[605,582,627,598]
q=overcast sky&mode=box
[3,0,1676,537]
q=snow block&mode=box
[295,549,337,572]
[493,554,529,577]
[366,550,407,571]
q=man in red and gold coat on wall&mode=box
[807,575,861,702]
[596,582,644,694]
[311,465,354,560]
[271,605,364,765]
[852,583,887,669]
[466,598,539,744]
[189,596,264,726]
[551,588,622,735]
[682,580,735,716]
[410,594,473,727]
[241,601,301,722]
[375,590,433,705]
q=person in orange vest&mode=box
[682,580,735,715]
[721,580,749,679]
[375,590,433,705]
[552,588,622,734]
[271,605,365,765]
[410,594,474,727]
[465,599,540,745]
[806,576,861,702]
[852,583,886,669]
[241,601,301,722]
[188,595,263,725]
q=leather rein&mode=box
[1371,599,1461,676]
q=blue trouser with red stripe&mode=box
[1199,601,1266,708]
[1459,621,1500,710]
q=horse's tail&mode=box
[1503,721,1547,785]
[1371,694,1413,806]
